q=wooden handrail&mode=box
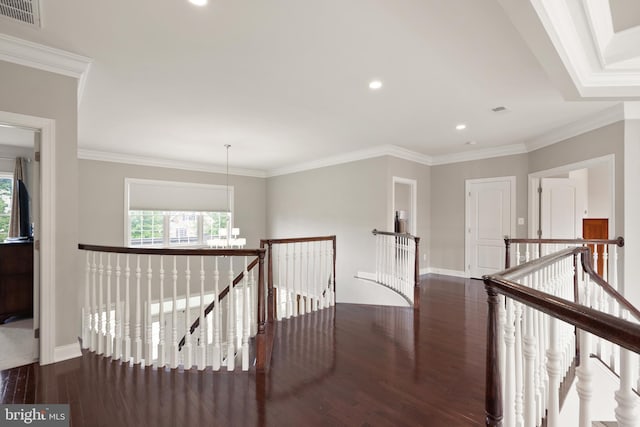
[371,229,420,241]
[483,275,640,354]
[178,256,260,350]
[260,235,335,245]
[78,243,265,257]
[504,236,623,270]
[484,244,640,426]
[580,251,640,322]
[504,237,624,246]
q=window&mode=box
[128,210,230,246]
[0,176,12,241]
[125,178,234,247]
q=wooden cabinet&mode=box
[0,241,33,324]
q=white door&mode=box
[540,178,581,238]
[467,178,514,278]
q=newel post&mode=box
[255,250,267,372]
[504,238,511,269]
[414,236,421,310]
[485,283,503,427]
[332,236,337,297]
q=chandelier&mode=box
[207,144,246,248]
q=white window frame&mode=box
[124,178,234,247]
[0,173,13,241]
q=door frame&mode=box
[0,110,56,365]
[465,176,516,277]
[528,154,615,239]
[391,176,417,236]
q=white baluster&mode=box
[576,273,593,427]
[97,254,104,355]
[504,297,516,427]
[106,254,113,358]
[515,244,521,267]
[306,242,311,313]
[615,311,638,427]
[242,257,250,371]
[145,256,153,367]
[134,255,142,364]
[212,257,221,370]
[123,255,131,363]
[292,244,298,317]
[197,256,206,370]
[184,257,193,369]
[285,244,292,317]
[158,256,165,368]
[170,256,179,369]
[546,315,561,427]
[83,252,91,349]
[514,302,524,427]
[227,257,235,371]
[114,254,122,360]
[523,277,537,427]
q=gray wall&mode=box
[267,156,414,304]
[429,154,529,272]
[78,159,267,247]
[528,122,624,237]
[0,60,79,348]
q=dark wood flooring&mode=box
[0,275,488,426]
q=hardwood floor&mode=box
[0,275,488,426]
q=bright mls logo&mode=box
[0,405,69,426]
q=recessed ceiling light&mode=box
[369,80,383,90]
[189,0,207,6]
[456,123,467,130]
[465,140,477,145]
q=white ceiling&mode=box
[0,0,628,173]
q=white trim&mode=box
[430,143,527,166]
[465,176,516,278]
[355,271,376,281]
[0,33,92,103]
[266,144,432,177]
[0,110,56,365]
[423,268,469,278]
[79,149,266,178]
[524,105,624,152]
[53,342,82,363]
[528,154,616,240]
[527,0,640,98]
[624,102,640,120]
[391,176,418,236]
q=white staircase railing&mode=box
[261,236,336,322]
[79,244,267,372]
[484,246,640,427]
[371,229,420,307]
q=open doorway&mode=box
[391,177,417,236]
[0,124,39,370]
[528,155,615,240]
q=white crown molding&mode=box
[78,148,267,178]
[429,143,527,166]
[266,144,433,177]
[524,104,624,152]
[528,0,640,98]
[0,33,92,103]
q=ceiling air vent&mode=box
[491,106,509,113]
[0,0,41,27]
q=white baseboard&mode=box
[422,267,469,278]
[362,269,470,279]
[355,271,376,281]
[54,342,82,363]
